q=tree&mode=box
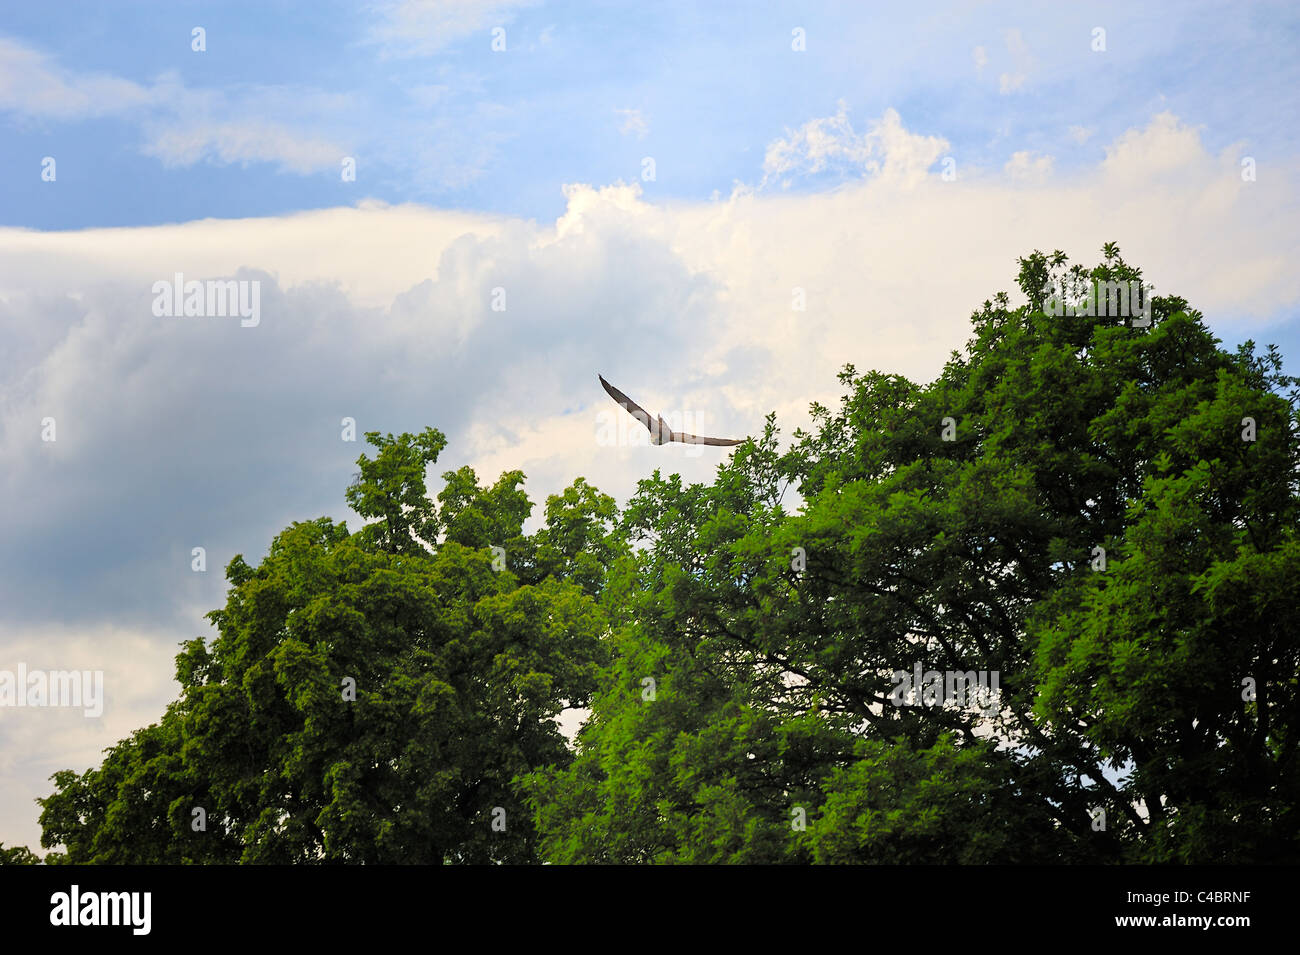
[0,843,41,865]
[526,245,1299,864]
[39,246,1298,864]
[39,429,609,863]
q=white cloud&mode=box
[973,45,988,73]
[0,36,353,174]
[1068,125,1095,144]
[0,36,156,118]
[614,107,649,139]
[366,0,540,56]
[143,121,345,173]
[3,109,1299,851]
[1101,110,1208,184]
[1004,150,1054,181]
[761,103,949,189]
[998,27,1034,94]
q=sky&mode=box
[2,0,1300,852]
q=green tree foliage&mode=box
[0,843,41,864]
[524,245,1299,864]
[39,429,609,863]
[39,247,1299,864]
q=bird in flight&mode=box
[599,374,744,446]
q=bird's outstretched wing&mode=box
[671,430,744,446]
[599,374,654,433]
[599,373,745,446]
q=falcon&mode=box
[599,374,744,446]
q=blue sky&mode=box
[5,1,1299,229]
[2,1,1300,852]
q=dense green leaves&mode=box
[527,244,1298,864]
[40,430,608,863]
[0,843,41,865]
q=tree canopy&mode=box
[33,245,1299,864]
[38,429,612,863]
